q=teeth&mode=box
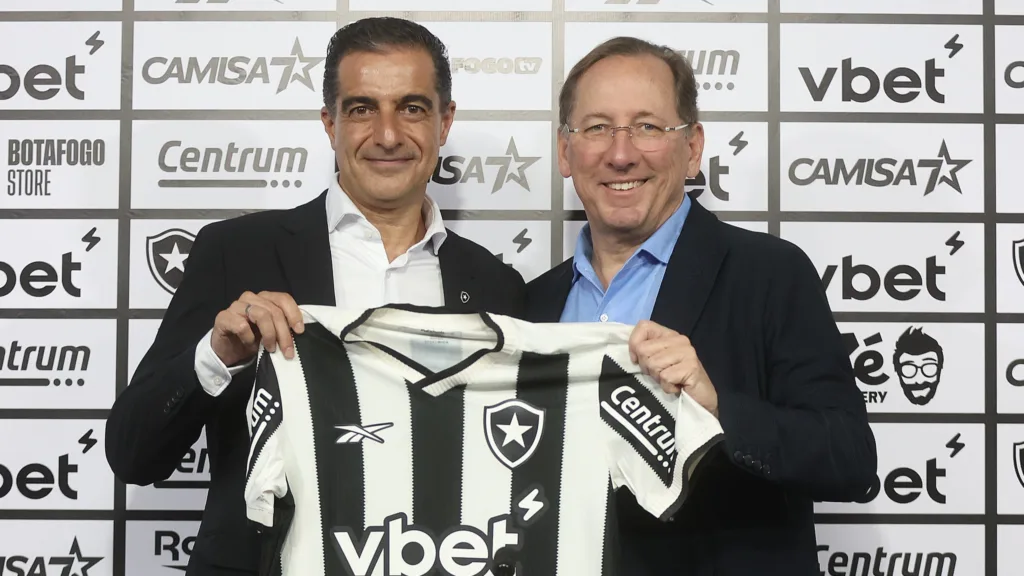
[606,180,645,191]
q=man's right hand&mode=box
[211,291,305,367]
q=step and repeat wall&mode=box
[1,0,1022,574]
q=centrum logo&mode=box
[0,340,90,388]
[817,545,956,576]
[677,49,739,91]
[157,140,308,190]
[452,57,542,75]
[0,537,103,576]
[432,137,540,194]
[789,140,971,196]
[141,38,323,94]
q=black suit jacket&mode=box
[526,199,877,576]
[105,190,527,576]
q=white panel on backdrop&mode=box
[0,319,116,410]
[136,0,335,9]
[564,0,767,13]
[782,0,981,14]
[996,27,1024,115]
[0,420,113,510]
[814,524,984,575]
[563,122,769,211]
[781,123,984,214]
[815,423,984,515]
[350,0,551,10]
[0,121,120,210]
[0,220,118,310]
[443,220,551,283]
[0,0,121,9]
[781,24,984,114]
[780,222,984,313]
[427,121,551,211]
[997,124,1024,213]
[997,224,1024,313]
[564,23,768,113]
[562,217,768,262]
[128,319,163,381]
[0,22,121,110]
[996,424,1024,514]
[998,526,1024,574]
[132,22,335,111]
[126,432,210,511]
[998,324,1024,414]
[0,520,114,576]
[838,322,984,414]
[417,22,552,112]
[131,120,335,210]
[129,219,220,310]
[996,0,1024,14]
[125,521,201,575]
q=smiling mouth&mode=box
[603,179,649,191]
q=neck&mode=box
[589,231,643,290]
[344,188,429,263]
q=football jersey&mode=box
[244,303,725,576]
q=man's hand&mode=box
[211,291,305,367]
[628,320,719,418]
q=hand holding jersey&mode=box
[244,304,725,576]
[211,290,306,366]
[628,320,719,418]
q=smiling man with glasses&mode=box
[526,36,877,576]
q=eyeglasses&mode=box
[897,361,940,378]
[563,122,690,152]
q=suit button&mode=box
[752,460,762,471]
[733,450,743,462]
[174,388,184,399]
[763,464,771,476]
[743,455,753,466]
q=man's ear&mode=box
[439,100,457,146]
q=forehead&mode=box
[571,54,677,119]
[336,47,438,96]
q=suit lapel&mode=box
[438,232,482,310]
[277,190,336,307]
[650,199,728,335]
[531,263,573,322]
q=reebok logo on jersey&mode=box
[599,356,677,486]
[335,423,393,444]
[483,398,546,470]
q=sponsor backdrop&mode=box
[0,0,1022,574]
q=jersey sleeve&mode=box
[599,349,725,521]
[244,346,290,529]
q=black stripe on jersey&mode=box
[248,350,284,483]
[296,323,366,576]
[409,380,465,535]
[508,351,569,576]
[601,479,619,576]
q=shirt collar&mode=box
[325,173,448,255]
[570,193,691,281]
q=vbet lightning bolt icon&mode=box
[945,231,964,255]
[85,31,104,55]
[78,429,97,453]
[944,34,963,58]
[82,227,101,252]
[946,433,964,458]
[728,131,748,155]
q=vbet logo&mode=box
[782,0,981,14]
[0,22,120,110]
[1,120,120,210]
[127,433,210,511]
[814,524,983,576]
[427,121,549,211]
[780,222,984,313]
[136,0,335,10]
[684,122,767,212]
[0,319,116,411]
[0,420,113,510]
[125,521,200,575]
[815,423,983,515]
[997,223,1024,314]
[444,221,550,283]
[132,21,335,110]
[781,24,983,113]
[996,27,1024,117]
[781,123,982,214]
[0,220,118,310]
[129,219,219,310]
[565,22,767,112]
[564,0,767,13]
[0,520,112,576]
[131,120,335,210]
[420,22,551,111]
[839,322,983,414]
[997,323,1024,414]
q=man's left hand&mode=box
[628,320,719,418]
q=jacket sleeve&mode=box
[714,242,878,503]
[104,223,232,486]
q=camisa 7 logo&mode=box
[0,520,111,576]
[781,24,982,113]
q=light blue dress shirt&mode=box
[560,194,692,325]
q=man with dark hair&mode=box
[527,36,877,575]
[105,17,526,576]
[893,326,944,406]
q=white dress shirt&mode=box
[193,174,449,397]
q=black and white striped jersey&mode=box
[244,304,724,576]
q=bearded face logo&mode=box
[892,327,944,406]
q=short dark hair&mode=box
[559,36,699,129]
[322,17,452,116]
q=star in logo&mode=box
[271,38,325,94]
[496,413,532,448]
[48,537,103,576]
[917,140,971,196]
[486,138,540,194]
